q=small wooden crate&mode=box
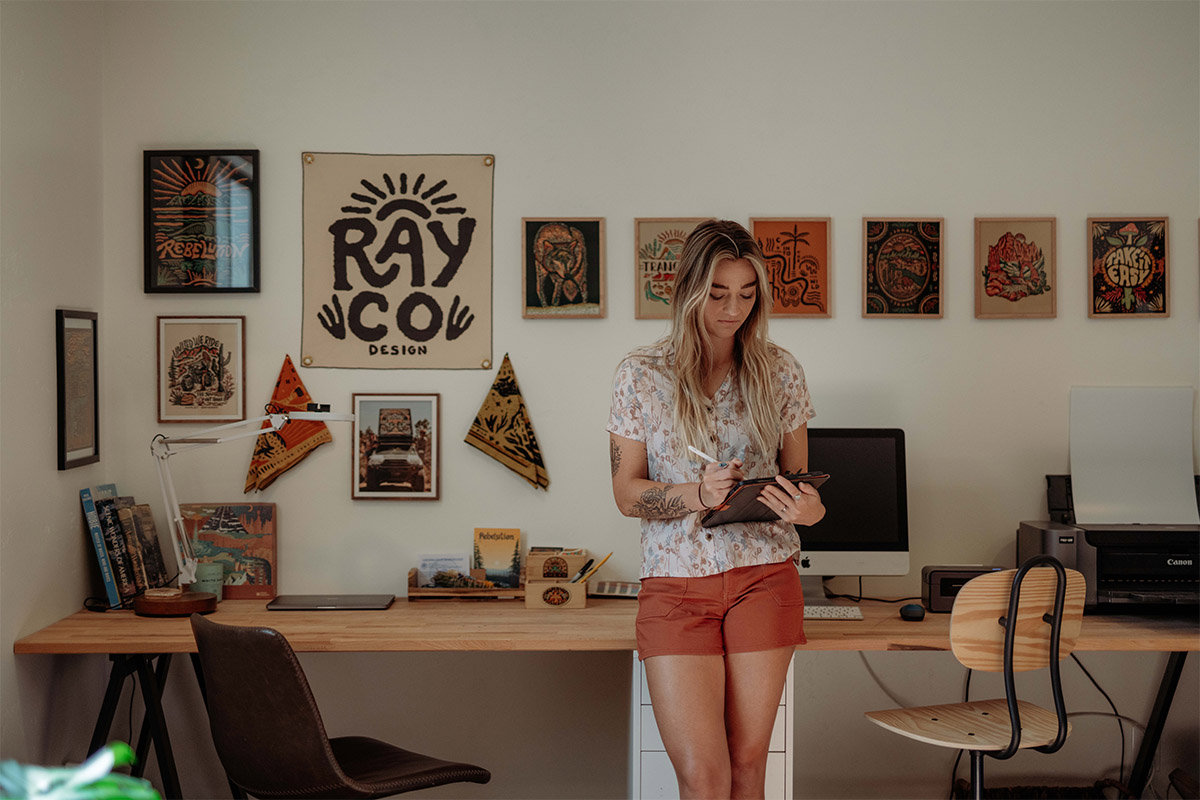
[526,551,590,581]
[525,580,588,609]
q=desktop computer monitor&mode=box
[795,427,910,605]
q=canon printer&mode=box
[1018,475,1200,613]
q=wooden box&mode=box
[526,551,589,581]
[525,580,588,609]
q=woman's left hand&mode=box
[757,475,825,526]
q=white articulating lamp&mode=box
[151,404,354,587]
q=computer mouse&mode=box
[899,603,925,622]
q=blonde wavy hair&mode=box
[665,219,780,463]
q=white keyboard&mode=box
[803,604,864,620]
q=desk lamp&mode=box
[150,404,354,590]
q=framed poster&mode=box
[522,218,605,318]
[301,153,494,369]
[144,149,259,293]
[353,393,440,500]
[1087,217,1169,317]
[635,218,708,319]
[974,217,1056,319]
[863,218,943,317]
[56,310,99,470]
[157,316,246,423]
[750,218,832,317]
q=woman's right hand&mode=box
[699,459,743,508]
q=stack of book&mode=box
[80,484,170,609]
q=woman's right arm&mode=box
[609,433,741,519]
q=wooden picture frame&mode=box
[863,218,944,318]
[156,316,246,423]
[635,218,708,319]
[750,217,832,317]
[353,393,440,500]
[144,149,259,293]
[522,218,606,318]
[974,217,1057,319]
[1087,217,1169,317]
[56,309,99,470]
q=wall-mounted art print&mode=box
[144,150,259,293]
[1088,217,1169,317]
[863,218,943,317]
[179,503,276,600]
[522,218,605,318]
[751,218,832,317]
[353,393,440,500]
[635,218,707,319]
[157,316,245,424]
[302,153,494,369]
[56,310,99,470]
[974,218,1056,319]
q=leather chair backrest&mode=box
[191,614,354,797]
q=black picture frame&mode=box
[56,309,99,470]
[143,149,260,293]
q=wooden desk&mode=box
[14,601,1198,799]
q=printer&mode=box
[1018,475,1200,612]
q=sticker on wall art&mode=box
[301,153,494,368]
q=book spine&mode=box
[96,500,137,601]
[80,488,121,608]
[117,506,147,592]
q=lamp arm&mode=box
[150,409,356,588]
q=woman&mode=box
[608,219,824,799]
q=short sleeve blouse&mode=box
[607,343,815,578]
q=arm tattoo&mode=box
[610,439,622,477]
[630,485,690,519]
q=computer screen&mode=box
[795,428,910,604]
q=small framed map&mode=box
[974,218,1056,319]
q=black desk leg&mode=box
[88,655,137,755]
[134,654,182,800]
[189,653,248,800]
[131,655,172,779]
[1128,650,1188,798]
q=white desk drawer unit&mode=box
[630,653,794,799]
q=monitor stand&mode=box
[799,575,831,606]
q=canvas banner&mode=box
[302,153,493,369]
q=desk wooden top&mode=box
[13,599,1199,655]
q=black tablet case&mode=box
[699,472,830,528]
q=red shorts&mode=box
[636,561,807,660]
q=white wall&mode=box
[2,2,1197,798]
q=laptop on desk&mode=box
[267,594,395,611]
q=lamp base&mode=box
[133,588,217,617]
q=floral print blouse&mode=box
[608,343,815,578]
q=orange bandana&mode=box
[244,355,332,492]
[465,354,549,490]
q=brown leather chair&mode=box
[190,614,491,798]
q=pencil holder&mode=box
[525,579,588,609]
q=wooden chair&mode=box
[190,614,491,799]
[865,556,1085,800]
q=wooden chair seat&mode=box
[866,697,1070,751]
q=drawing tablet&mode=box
[266,594,395,611]
[699,472,830,528]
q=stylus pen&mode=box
[687,445,726,467]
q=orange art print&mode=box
[751,218,831,317]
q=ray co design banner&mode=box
[302,153,493,369]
